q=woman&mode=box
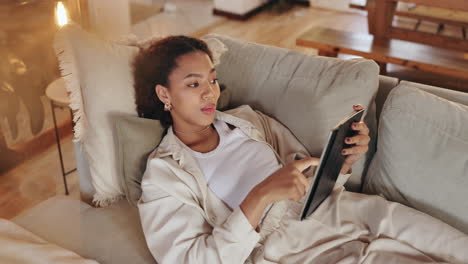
[134,36,468,264]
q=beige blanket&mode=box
[0,219,99,264]
[252,186,468,263]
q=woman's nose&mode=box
[203,80,216,99]
[203,90,214,100]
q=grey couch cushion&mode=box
[363,83,468,234]
[12,196,156,264]
[114,115,165,206]
[203,34,380,192]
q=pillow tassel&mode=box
[92,192,124,208]
[53,22,87,142]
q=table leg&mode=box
[50,100,69,195]
[366,0,376,34]
[377,61,387,75]
[368,0,397,44]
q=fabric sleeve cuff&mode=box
[225,206,261,242]
[335,172,352,188]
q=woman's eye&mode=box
[210,78,218,84]
[188,82,199,88]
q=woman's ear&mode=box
[155,84,170,104]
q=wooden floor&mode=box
[192,7,368,53]
[2,5,467,220]
[0,133,80,219]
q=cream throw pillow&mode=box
[54,23,227,206]
[55,24,139,206]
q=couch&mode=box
[9,30,468,264]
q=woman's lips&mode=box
[201,104,215,114]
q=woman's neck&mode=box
[173,124,219,152]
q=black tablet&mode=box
[299,109,365,221]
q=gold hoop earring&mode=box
[164,102,172,111]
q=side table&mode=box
[45,77,77,195]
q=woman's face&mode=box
[155,51,220,131]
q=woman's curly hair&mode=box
[132,36,213,128]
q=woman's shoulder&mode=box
[219,104,268,126]
[221,104,255,115]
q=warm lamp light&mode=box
[55,2,68,27]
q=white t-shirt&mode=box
[184,119,281,213]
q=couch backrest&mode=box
[204,34,380,191]
[75,34,382,201]
[373,77,468,124]
[400,81,468,106]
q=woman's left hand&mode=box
[340,104,370,174]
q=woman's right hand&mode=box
[240,157,319,229]
[254,157,319,204]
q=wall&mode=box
[87,0,131,39]
[309,0,354,12]
[214,0,269,15]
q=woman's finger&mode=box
[353,104,364,110]
[292,183,306,200]
[343,154,361,167]
[298,182,306,197]
[341,145,368,155]
[296,173,310,190]
[351,122,369,135]
[291,157,320,172]
[345,134,370,146]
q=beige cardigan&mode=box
[137,105,350,264]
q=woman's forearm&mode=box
[240,187,270,230]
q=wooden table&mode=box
[366,0,468,51]
[296,27,468,80]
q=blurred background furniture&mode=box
[45,77,76,195]
[297,0,468,88]
[366,0,468,50]
[349,0,468,49]
[296,26,468,81]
